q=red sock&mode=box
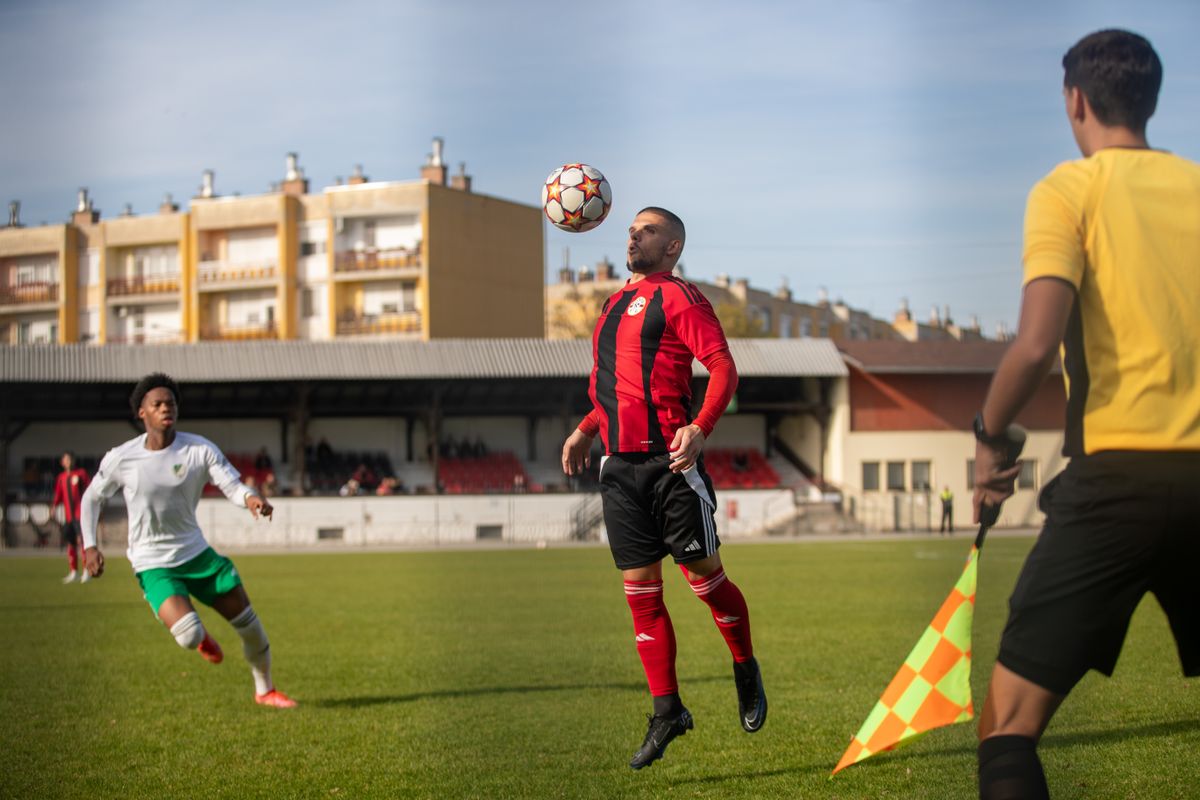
[681,566,753,662]
[624,580,678,697]
[67,545,78,572]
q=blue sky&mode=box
[2,0,1198,334]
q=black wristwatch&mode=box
[973,412,1008,448]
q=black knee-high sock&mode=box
[978,735,1048,800]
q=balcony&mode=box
[0,282,58,308]
[336,310,422,337]
[107,274,181,298]
[334,247,420,277]
[197,262,277,291]
[106,330,186,345]
[200,321,277,341]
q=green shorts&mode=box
[135,547,243,616]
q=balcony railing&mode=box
[0,282,58,306]
[336,311,421,336]
[107,274,181,297]
[198,262,277,284]
[200,321,278,341]
[106,330,186,345]
[334,248,420,273]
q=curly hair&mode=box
[129,372,180,418]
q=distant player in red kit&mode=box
[562,207,767,770]
[52,451,90,584]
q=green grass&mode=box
[2,537,1196,799]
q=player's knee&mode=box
[169,611,206,650]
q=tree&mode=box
[714,302,774,338]
[548,286,609,339]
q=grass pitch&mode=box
[2,536,1196,799]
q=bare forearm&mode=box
[982,340,1058,435]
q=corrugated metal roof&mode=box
[0,338,847,383]
[838,340,1060,374]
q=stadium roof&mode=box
[837,340,1061,375]
[0,338,847,383]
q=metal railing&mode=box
[106,330,186,345]
[197,262,277,283]
[107,274,180,296]
[335,311,421,336]
[200,321,277,341]
[0,282,58,306]
[334,248,421,273]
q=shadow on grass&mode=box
[0,601,144,613]
[673,762,834,786]
[860,717,1200,767]
[310,675,727,708]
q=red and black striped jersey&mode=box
[587,272,731,454]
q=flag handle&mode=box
[974,425,1028,550]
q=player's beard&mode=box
[627,244,665,273]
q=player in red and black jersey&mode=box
[562,207,767,770]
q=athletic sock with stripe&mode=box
[624,580,678,698]
[682,566,753,663]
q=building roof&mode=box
[0,338,847,384]
[838,340,1060,374]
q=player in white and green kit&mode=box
[80,373,296,708]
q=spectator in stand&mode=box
[254,447,273,473]
[261,472,277,498]
[316,437,334,469]
[513,472,527,493]
[339,478,361,497]
[52,451,91,584]
[376,476,401,496]
[473,436,487,457]
[351,462,377,491]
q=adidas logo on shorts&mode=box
[635,633,656,642]
[683,540,702,553]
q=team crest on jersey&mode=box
[173,464,183,477]
[627,297,647,316]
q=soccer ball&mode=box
[542,164,612,233]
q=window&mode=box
[799,318,812,337]
[300,241,326,256]
[1018,460,1038,490]
[886,461,905,491]
[911,461,932,491]
[17,322,31,344]
[818,320,830,337]
[862,462,880,491]
[967,459,975,489]
[301,288,315,318]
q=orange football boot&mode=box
[197,632,224,664]
[255,689,297,708]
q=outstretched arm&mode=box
[79,457,122,578]
[205,444,272,519]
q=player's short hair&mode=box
[1062,29,1161,133]
[129,372,180,417]
[638,206,686,249]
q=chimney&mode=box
[929,305,941,326]
[732,278,749,300]
[817,286,830,307]
[969,314,981,332]
[198,170,216,199]
[120,203,134,217]
[714,273,730,289]
[943,304,953,327]
[281,152,309,196]
[159,193,179,214]
[577,265,593,282]
[420,137,448,185]
[72,188,99,225]
[558,267,574,284]
[347,163,368,186]
[595,258,614,281]
[894,297,912,323]
[774,277,792,301]
[7,200,20,228]
[450,161,473,192]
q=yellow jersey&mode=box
[1023,148,1200,455]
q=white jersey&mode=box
[80,432,253,573]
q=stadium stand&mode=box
[705,448,781,490]
[438,451,535,494]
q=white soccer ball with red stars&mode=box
[541,163,612,233]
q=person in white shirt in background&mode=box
[80,372,296,708]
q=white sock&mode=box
[230,606,273,695]
[169,612,206,650]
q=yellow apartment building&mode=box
[0,140,544,345]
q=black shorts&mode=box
[598,452,720,571]
[61,520,81,547]
[997,451,1200,695]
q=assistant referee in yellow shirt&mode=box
[971,29,1200,800]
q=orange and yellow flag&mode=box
[832,546,979,775]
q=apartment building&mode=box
[0,140,544,345]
